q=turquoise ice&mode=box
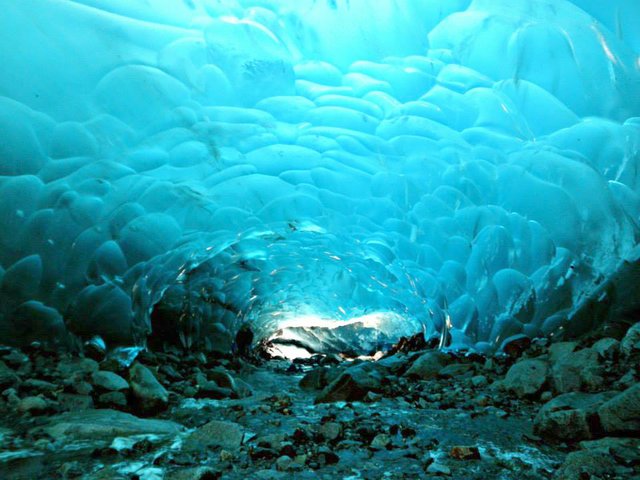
[0,0,639,353]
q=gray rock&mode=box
[438,363,474,378]
[597,383,640,434]
[315,362,383,403]
[22,378,58,394]
[183,420,244,452]
[503,359,548,398]
[552,348,603,393]
[404,351,449,380]
[91,371,129,392]
[18,395,48,414]
[319,422,342,442]
[548,342,578,363]
[592,338,620,360]
[58,358,99,377]
[165,466,219,480]
[98,391,128,408]
[370,433,391,449]
[534,391,615,441]
[37,409,184,441]
[57,393,94,411]
[300,366,340,391]
[129,363,168,414]
[621,322,640,357]
[0,360,18,388]
[553,450,619,480]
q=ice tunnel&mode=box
[1,0,640,356]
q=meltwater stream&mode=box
[0,0,639,354]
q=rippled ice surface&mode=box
[0,0,639,353]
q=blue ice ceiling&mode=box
[0,0,639,353]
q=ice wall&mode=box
[0,0,639,353]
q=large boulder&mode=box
[551,348,604,393]
[129,363,168,415]
[315,362,384,403]
[91,370,129,392]
[36,409,184,442]
[534,391,615,441]
[403,351,449,380]
[597,383,640,435]
[620,322,640,357]
[503,359,548,398]
[553,450,619,480]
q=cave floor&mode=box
[0,354,565,480]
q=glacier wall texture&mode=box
[0,0,639,353]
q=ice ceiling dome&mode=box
[1,0,639,353]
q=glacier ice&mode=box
[0,0,639,354]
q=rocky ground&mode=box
[0,322,639,480]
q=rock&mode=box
[370,433,391,450]
[427,462,451,475]
[471,375,488,387]
[165,466,219,480]
[315,363,383,403]
[183,420,244,452]
[23,378,58,394]
[592,338,619,360]
[500,334,531,358]
[503,359,548,398]
[300,367,340,390]
[438,363,473,378]
[37,409,184,441]
[275,455,295,472]
[18,395,48,414]
[57,393,94,411]
[450,446,481,460]
[597,383,640,435]
[98,391,128,408]
[129,363,168,415]
[404,351,449,380]
[319,422,342,442]
[553,449,620,480]
[376,353,413,375]
[195,380,234,400]
[91,371,129,392]
[58,357,99,377]
[2,350,29,368]
[551,348,604,393]
[315,446,339,465]
[579,437,640,465]
[534,392,615,441]
[548,342,578,363]
[0,360,18,388]
[621,322,640,357]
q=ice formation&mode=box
[0,0,639,354]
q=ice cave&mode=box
[1,1,640,479]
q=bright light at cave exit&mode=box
[265,310,407,360]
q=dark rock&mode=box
[500,334,531,359]
[552,348,604,393]
[315,362,383,403]
[58,392,94,411]
[621,322,640,357]
[404,351,449,380]
[18,395,48,414]
[58,357,99,377]
[300,366,340,390]
[548,342,578,364]
[438,363,474,378]
[129,362,168,415]
[91,371,129,392]
[579,437,640,466]
[597,383,640,435]
[98,391,128,408]
[534,391,615,441]
[0,360,18,388]
[503,359,548,398]
[183,420,244,452]
[553,449,620,480]
[592,338,620,360]
[36,409,184,441]
[22,378,58,395]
